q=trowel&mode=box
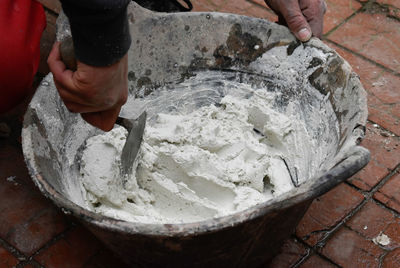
[59,37,146,179]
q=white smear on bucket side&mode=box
[80,90,326,224]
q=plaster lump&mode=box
[80,90,318,224]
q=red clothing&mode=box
[0,0,46,113]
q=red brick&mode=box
[299,254,337,268]
[0,144,68,255]
[206,0,228,9]
[22,264,38,268]
[219,2,263,16]
[360,123,400,171]
[321,227,385,268]
[0,144,33,187]
[388,5,400,20]
[35,226,102,268]
[246,6,277,20]
[296,183,364,246]
[349,160,389,191]
[378,0,400,9]
[345,200,400,249]
[0,246,18,268]
[250,0,361,33]
[268,239,308,268]
[327,43,400,136]
[324,0,361,34]
[243,0,278,21]
[248,0,268,7]
[222,0,256,12]
[393,103,400,118]
[382,247,400,268]
[382,219,400,249]
[328,13,400,73]
[366,74,400,106]
[192,0,219,11]
[346,201,395,238]
[0,184,68,255]
[374,172,400,214]
[349,123,400,190]
[368,97,400,137]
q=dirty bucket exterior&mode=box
[85,200,312,267]
[22,3,370,267]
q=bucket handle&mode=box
[271,145,370,212]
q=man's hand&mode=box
[265,0,326,41]
[47,42,128,131]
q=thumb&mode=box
[280,1,312,42]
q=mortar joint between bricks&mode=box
[16,260,45,268]
[323,5,362,38]
[369,163,400,196]
[366,120,400,138]
[325,40,400,78]
[0,237,27,261]
[360,0,400,16]
[30,223,75,259]
[378,250,391,268]
[291,235,342,268]
[306,197,369,252]
[289,236,313,268]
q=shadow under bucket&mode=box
[22,3,369,267]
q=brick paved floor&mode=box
[0,0,399,267]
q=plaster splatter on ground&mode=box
[373,233,391,246]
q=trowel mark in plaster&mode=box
[79,88,332,224]
[151,151,236,210]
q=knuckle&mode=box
[72,80,93,98]
[285,13,307,30]
[74,71,92,87]
[299,0,326,19]
[311,0,326,15]
[286,12,304,22]
[107,87,128,108]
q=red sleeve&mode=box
[0,0,46,113]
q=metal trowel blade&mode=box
[116,111,147,179]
